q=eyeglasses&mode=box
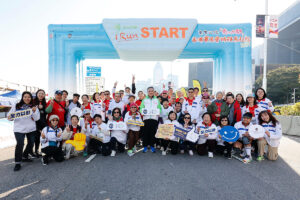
[113,112,120,114]
[184,117,191,119]
[105,94,109,96]
[52,119,59,122]
[131,107,137,109]
[203,90,208,92]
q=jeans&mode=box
[14,132,35,164]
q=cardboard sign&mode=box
[173,126,191,140]
[199,127,217,135]
[127,119,144,127]
[155,124,174,139]
[186,128,199,143]
[9,109,33,120]
[141,108,160,116]
[219,126,240,142]
[89,135,103,142]
[107,121,127,131]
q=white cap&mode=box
[49,115,59,121]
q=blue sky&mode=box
[0,0,296,92]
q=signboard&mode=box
[141,108,160,116]
[86,66,101,77]
[173,126,191,139]
[199,127,217,135]
[103,19,197,61]
[269,15,278,38]
[9,109,32,120]
[107,121,127,131]
[127,120,144,126]
[155,124,175,139]
[256,15,266,38]
[85,77,105,95]
[186,128,199,143]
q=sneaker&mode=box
[41,157,48,166]
[83,152,88,157]
[162,151,167,156]
[240,151,246,158]
[257,156,265,162]
[189,150,194,156]
[243,156,252,163]
[226,153,232,159]
[150,146,156,153]
[110,150,116,157]
[28,153,37,159]
[156,145,161,149]
[132,147,137,153]
[208,152,214,158]
[180,150,184,154]
[13,164,21,171]
[127,150,134,157]
[160,147,164,151]
[143,147,148,153]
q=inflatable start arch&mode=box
[48,19,252,96]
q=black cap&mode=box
[55,90,62,95]
[73,93,80,97]
[243,112,253,119]
[93,114,102,119]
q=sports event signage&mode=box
[103,18,197,61]
[155,124,175,139]
[127,120,144,127]
[173,126,191,140]
[141,108,160,116]
[219,126,240,142]
[198,127,217,135]
[9,109,32,120]
[107,121,127,131]
[185,128,200,143]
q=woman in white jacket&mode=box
[124,103,143,156]
[257,110,282,161]
[196,112,218,158]
[8,91,40,171]
[161,111,181,156]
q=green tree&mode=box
[255,66,300,104]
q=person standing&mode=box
[226,93,242,126]
[33,89,47,157]
[207,91,229,126]
[255,88,274,112]
[140,86,162,153]
[8,91,40,171]
[66,93,81,125]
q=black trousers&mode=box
[179,140,196,151]
[161,140,179,155]
[41,146,64,163]
[89,138,111,156]
[34,130,41,152]
[110,137,125,153]
[197,140,216,155]
[14,132,35,164]
[216,142,233,155]
[142,119,158,147]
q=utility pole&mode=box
[293,88,298,104]
[262,0,268,92]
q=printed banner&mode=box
[127,120,144,126]
[141,108,160,116]
[186,128,199,143]
[9,109,32,120]
[155,124,175,139]
[269,15,278,38]
[103,18,197,61]
[107,121,127,131]
[256,15,266,38]
[199,127,217,135]
[173,126,191,139]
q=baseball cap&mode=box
[55,90,62,95]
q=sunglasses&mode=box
[203,90,208,92]
[105,94,109,96]
[131,107,137,109]
[184,117,191,119]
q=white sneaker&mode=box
[180,150,184,154]
[110,150,116,157]
[243,157,252,163]
[208,152,214,158]
[162,151,167,156]
[160,147,164,151]
[189,150,194,156]
[156,145,161,149]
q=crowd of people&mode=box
[8,76,282,171]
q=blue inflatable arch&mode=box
[48,19,252,96]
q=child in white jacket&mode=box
[161,111,181,155]
[257,110,282,161]
[89,114,111,156]
[40,115,64,165]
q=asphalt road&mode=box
[0,136,300,200]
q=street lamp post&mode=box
[262,0,268,92]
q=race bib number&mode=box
[142,108,160,116]
[10,109,33,120]
[127,120,144,127]
[107,121,127,131]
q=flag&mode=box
[193,80,201,92]
[180,87,187,98]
